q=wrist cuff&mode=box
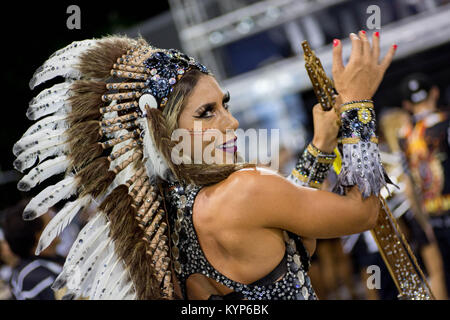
[289,142,335,189]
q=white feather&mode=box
[65,237,111,299]
[23,176,77,220]
[13,134,68,172]
[89,245,118,299]
[29,82,72,106]
[29,40,97,89]
[17,155,70,191]
[138,118,170,180]
[36,195,90,255]
[53,214,106,290]
[22,114,67,138]
[104,264,128,300]
[118,281,135,300]
[14,128,66,156]
[106,269,130,300]
[64,220,108,271]
[94,255,124,299]
[78,240,116,298]
[27,97,71,121]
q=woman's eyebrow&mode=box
[195,91,230,113]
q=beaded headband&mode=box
[104,45,211,115]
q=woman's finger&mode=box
[332,39,344,77]
[380,44,397,72]
[348,33,362,65]
[372,31,380,62]
[358,30,371,60]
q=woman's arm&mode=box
[225,168,379,239]
[222,31,396,240]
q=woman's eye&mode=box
[224,103,230,111]
[196,106,214,118]
[202,110,214,117]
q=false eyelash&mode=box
[223,91,230,103]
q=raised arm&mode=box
[227,31,396,239]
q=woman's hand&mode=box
[332,31,397,103]
[311,97,341,153]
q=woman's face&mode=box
[177,75,239,165]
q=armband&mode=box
[288,143,336,189]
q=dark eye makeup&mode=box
[193,91,231,119]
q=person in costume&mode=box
[12,31,396,300]
[399,74,450,297]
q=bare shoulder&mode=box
[219,166,286,201]
[195,167,294,228]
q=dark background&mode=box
[0,1,169,208]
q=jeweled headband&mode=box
[103,46,211,115]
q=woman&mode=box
[14,31,396,300]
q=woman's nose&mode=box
[229,114,239,131]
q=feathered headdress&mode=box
[13,36,211,300]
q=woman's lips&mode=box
[217,137,237,153]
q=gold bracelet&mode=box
[340,101,374,113]
[340,137,379,144]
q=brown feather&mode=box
[77,157,115,198]
[77,36,137,80]
[67,81,106,126]
[66,120,102,170]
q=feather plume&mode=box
[78,240,116,298]
[29,40,97,89]
[63,237,111,299]
[53,214,107,290]
[29,82,72,106]
[17,155,70,191]
[104,268,129,300]
[27,82,73,120]
[22,114,67,138]
[22,176,78,220]
[13,134,68,172]
[138,118,170,180]
[89,246,118,299]
[119,281,136,300]
[35,195,90,255]
[92,254,124,299]
[13,128,66,156]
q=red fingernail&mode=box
[374,31,379,37]
[393,44,398,50]
[333,39,339,47]
[361,30,366,34]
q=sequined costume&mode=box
[166,182,317,300]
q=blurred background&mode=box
[1,0,450,300]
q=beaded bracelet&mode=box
[339,101,377,144]
[288,142,336,189]
[340,99,373,107]
[333,100,393,198]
